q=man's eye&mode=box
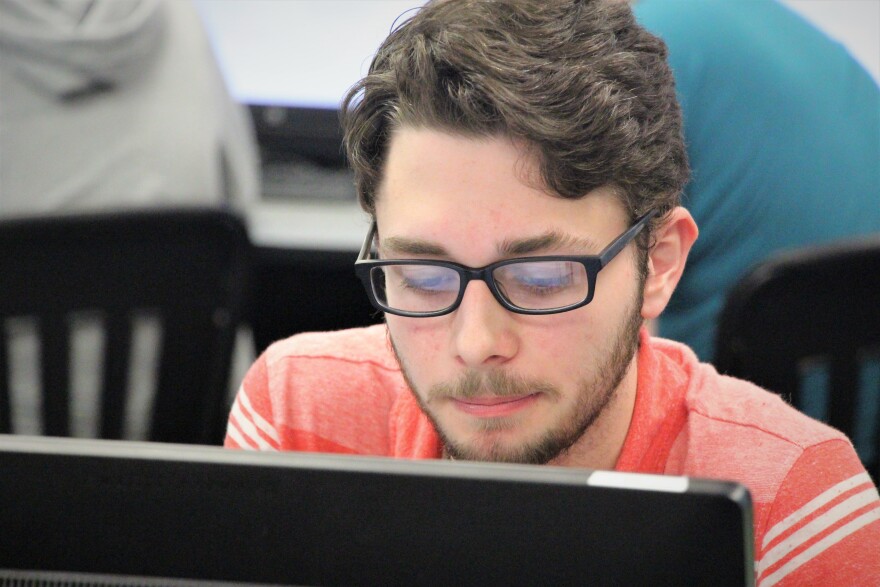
[518,274,572,288]
[398,267,458,292]
[503,262,576,288]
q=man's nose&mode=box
[450,281,519,368]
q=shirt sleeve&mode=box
[224,353,281,451]
[755,439,880,586]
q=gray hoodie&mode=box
[0,0,260,215]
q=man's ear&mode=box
[641,207,698,320]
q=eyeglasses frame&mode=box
[354,209,658,318]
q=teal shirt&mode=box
[634,0,880,361]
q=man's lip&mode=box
[451,394,539,417]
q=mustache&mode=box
[428,370,559,402]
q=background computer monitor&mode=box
[194,1,428,168]
[0,435,754,586]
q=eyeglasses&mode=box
[355,210,657,317]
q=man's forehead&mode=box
[374,128,629,258]
[378,128,540,190]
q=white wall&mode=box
[780,0,880,84]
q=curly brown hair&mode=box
[341,0,689,245]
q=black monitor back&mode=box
[0,435,754,587]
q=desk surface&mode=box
[245,199,369,251]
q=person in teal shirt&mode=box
[634,0,880,361]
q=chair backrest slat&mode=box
[99,311,133,439]
[0,326,10,433]
[39,314,70,437]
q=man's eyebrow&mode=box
[380,231,602,258]
[499,231,602,256]
[380,236,449,256]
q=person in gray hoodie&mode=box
[0,0,260,215]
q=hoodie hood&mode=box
[0,0,165,97]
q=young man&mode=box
[226,1,879,584]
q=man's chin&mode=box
[441,427,554,464]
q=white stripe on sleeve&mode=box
[238,386,281,443]
[229,393,279,451]
[759,506,880,587]
[762,472,873,547]
[226,418,257,450]
[758,486,879,574]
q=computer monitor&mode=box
[0,434,754,586]
[194,1,429,168]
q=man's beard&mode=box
[389,289,645,465]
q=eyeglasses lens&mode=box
[370,260,590,314]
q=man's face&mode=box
[375,128,645,465]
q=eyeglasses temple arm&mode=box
[598,209,658,268]
[356,219,378,263]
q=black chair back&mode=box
[248,246,382,354]
[715,236,880,480]
[0,209,250,444]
